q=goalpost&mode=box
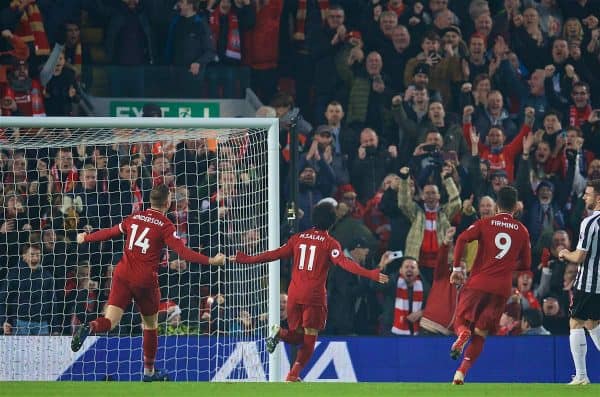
[0,116,281,382]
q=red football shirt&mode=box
[454,212,531,298]
[236,227,380,306]
[84,208,211,287]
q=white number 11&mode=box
[298,244,316,271]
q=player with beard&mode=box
[230,202,388,381]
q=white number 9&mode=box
[494,232,512,259]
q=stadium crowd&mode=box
[1,0,600,338]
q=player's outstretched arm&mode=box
[335,256,389,284]
[77,224,123,244]
[232,244,293,264]
[164,232,221,266]
[209,253,226,266]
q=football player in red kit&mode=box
[450,186,531,384]
[71,184,225,381]
[231,201,389,381]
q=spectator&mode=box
[379,256,429,335]
[379,170,414,252]
[106,0,155,97]
[350,128,398,203]
[158,300,196,335]
[397,165,461,286]
[404,31,463,109]
[497,299,522,336]
[241,0,283,103]
[472,90,519,142]
[381,25,415,93]
[541,295,569,335]
[322,101,358,164]
[43,51,79,116]
[0,244,56,335]
[2,59,45,116]
[311,4,348,119]
[346,51,392,134]
[330,200,378,252]
[62,21,89,83]
[164,0,216,97]
[207,0,256,98]
[302,125,350,187]
[363,174,398,251]
[49,147,79,194]
[326,236,370,335]
[293,164,333,231]
[568,81,593,127]
[420,226,459,335]
[61,261,99,335]
[462,105,534,181]
[521,308,551,335]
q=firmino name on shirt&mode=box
[491,220,519,230]
[133,214,165,226]
[299,233,325,242]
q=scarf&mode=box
[420,209,439,267]
[392,277,423,335]
[522,290,541,310]
[11,1,50,56]
[210,8,241,60]
[293,0,329,41]
[569,104,592,128]
[71,42,83,76]
[130,183,143,213]
[50,165,78,193]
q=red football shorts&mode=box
[107,274,161,316]
[455,288,506,334]
[287,300,328,331]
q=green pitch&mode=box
[2,382,600,397]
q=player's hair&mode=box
[496,186,518,212]
[312,202,337,230]
[150,184,171,209]
[587,179,600,195]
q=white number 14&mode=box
[128,223,150,254]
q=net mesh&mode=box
[0,124,274,381]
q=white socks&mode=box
[570,328,587,378]
[589,325,600,352]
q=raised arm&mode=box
[80,224,123,243]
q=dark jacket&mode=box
[106,2,155,64]
[0,263,56,327]
[164,13,216,66]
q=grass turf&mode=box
[2,382,599,397]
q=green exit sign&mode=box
[110,101,220,118]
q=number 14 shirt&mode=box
[84,208,211,288]
[454,212,532,298]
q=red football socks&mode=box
[458,334,485,375]
[278,328,304,345]
[288,334,317,379]
[89,317,112,333]
[143,329,158,374]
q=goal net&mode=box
[0,116,281,382]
